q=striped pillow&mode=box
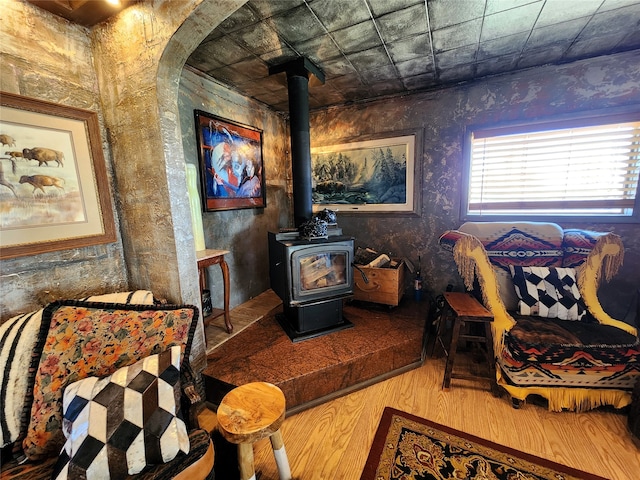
[0,309,47,448]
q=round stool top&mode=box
[217,382,286,444]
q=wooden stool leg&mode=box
[270,429,292,480]
[442,317,462,390]
[431,305,448,358]
[238,443,256,480]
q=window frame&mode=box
[461,105,640,224]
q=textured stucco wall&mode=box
[310,50,640,321]
[89,0,245,368]
[1,0,248,369]
[178,67,291,310]
[0,0,128,319]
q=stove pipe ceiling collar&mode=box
[269,57,325,227]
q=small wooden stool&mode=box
[438,292,500,396]
[217,382,292,480]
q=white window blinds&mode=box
[467,118,640,217]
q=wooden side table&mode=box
[438,292,500,396]
[197,249,233,334]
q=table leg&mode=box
[219,258,233,333]
[199,267,207,295]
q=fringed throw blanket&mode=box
[500,316,640,391]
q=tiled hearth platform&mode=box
[202,290,429,413]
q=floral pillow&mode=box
[22,300,198,460]
[0,291,154,450]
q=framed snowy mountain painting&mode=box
[311,129,422,216]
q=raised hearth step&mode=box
[203,297,428,413]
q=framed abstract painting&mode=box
[194,110,266,212]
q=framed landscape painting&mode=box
[0,92,116,259]
[194,110,266,212]
[311,129,422,215]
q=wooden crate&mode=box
[353,259,406,306]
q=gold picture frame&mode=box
[0,92,116,259]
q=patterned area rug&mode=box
[361,407,606,480]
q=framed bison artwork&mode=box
[310,129,422,216]
[194,110,266,211]
[0,92,116,259]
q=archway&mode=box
[93,0,246,367]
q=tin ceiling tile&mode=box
[580,4,640,37]
[475,54,520,77]
[431,19,483,53]
[396,57,435,77]
[217,4,262,34]
[565,32,629,59]
[346,46,392,72]
[361,64,399,83]
[403,72,438,90]
[435,45,477,70]
[535,0,600,27]
[427,0,486,30]
[485,0,543,16]
[309,0,371,32]
[228,20,285,57]
[367,78,405,96]
[270,4,327,43]
[481,2,544,41]
[182,0,640,112]
[209,64,253,86]
[525,18,589,51]
[367,0,424,18]
[321,57,358,77]
[516,44,567,68]
[376,4,429,43]
[247,0,304,18]
[187,45,225,73]
[295,35,343,65]
[229,56,270,80]
[438,63,476,82]
[599,0,640,12]
[203,36,253,66]
[387,33,432,63]
[477,32,529,61]
[330,21,382,54]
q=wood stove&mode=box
[268,230,354,341]
[268,57,355,341]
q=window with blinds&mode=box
[463,112,640,222]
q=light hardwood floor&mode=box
[200,292,639,479]
[242,357,638,480]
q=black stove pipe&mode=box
[287,69,313,227]
[269,58,325,227]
